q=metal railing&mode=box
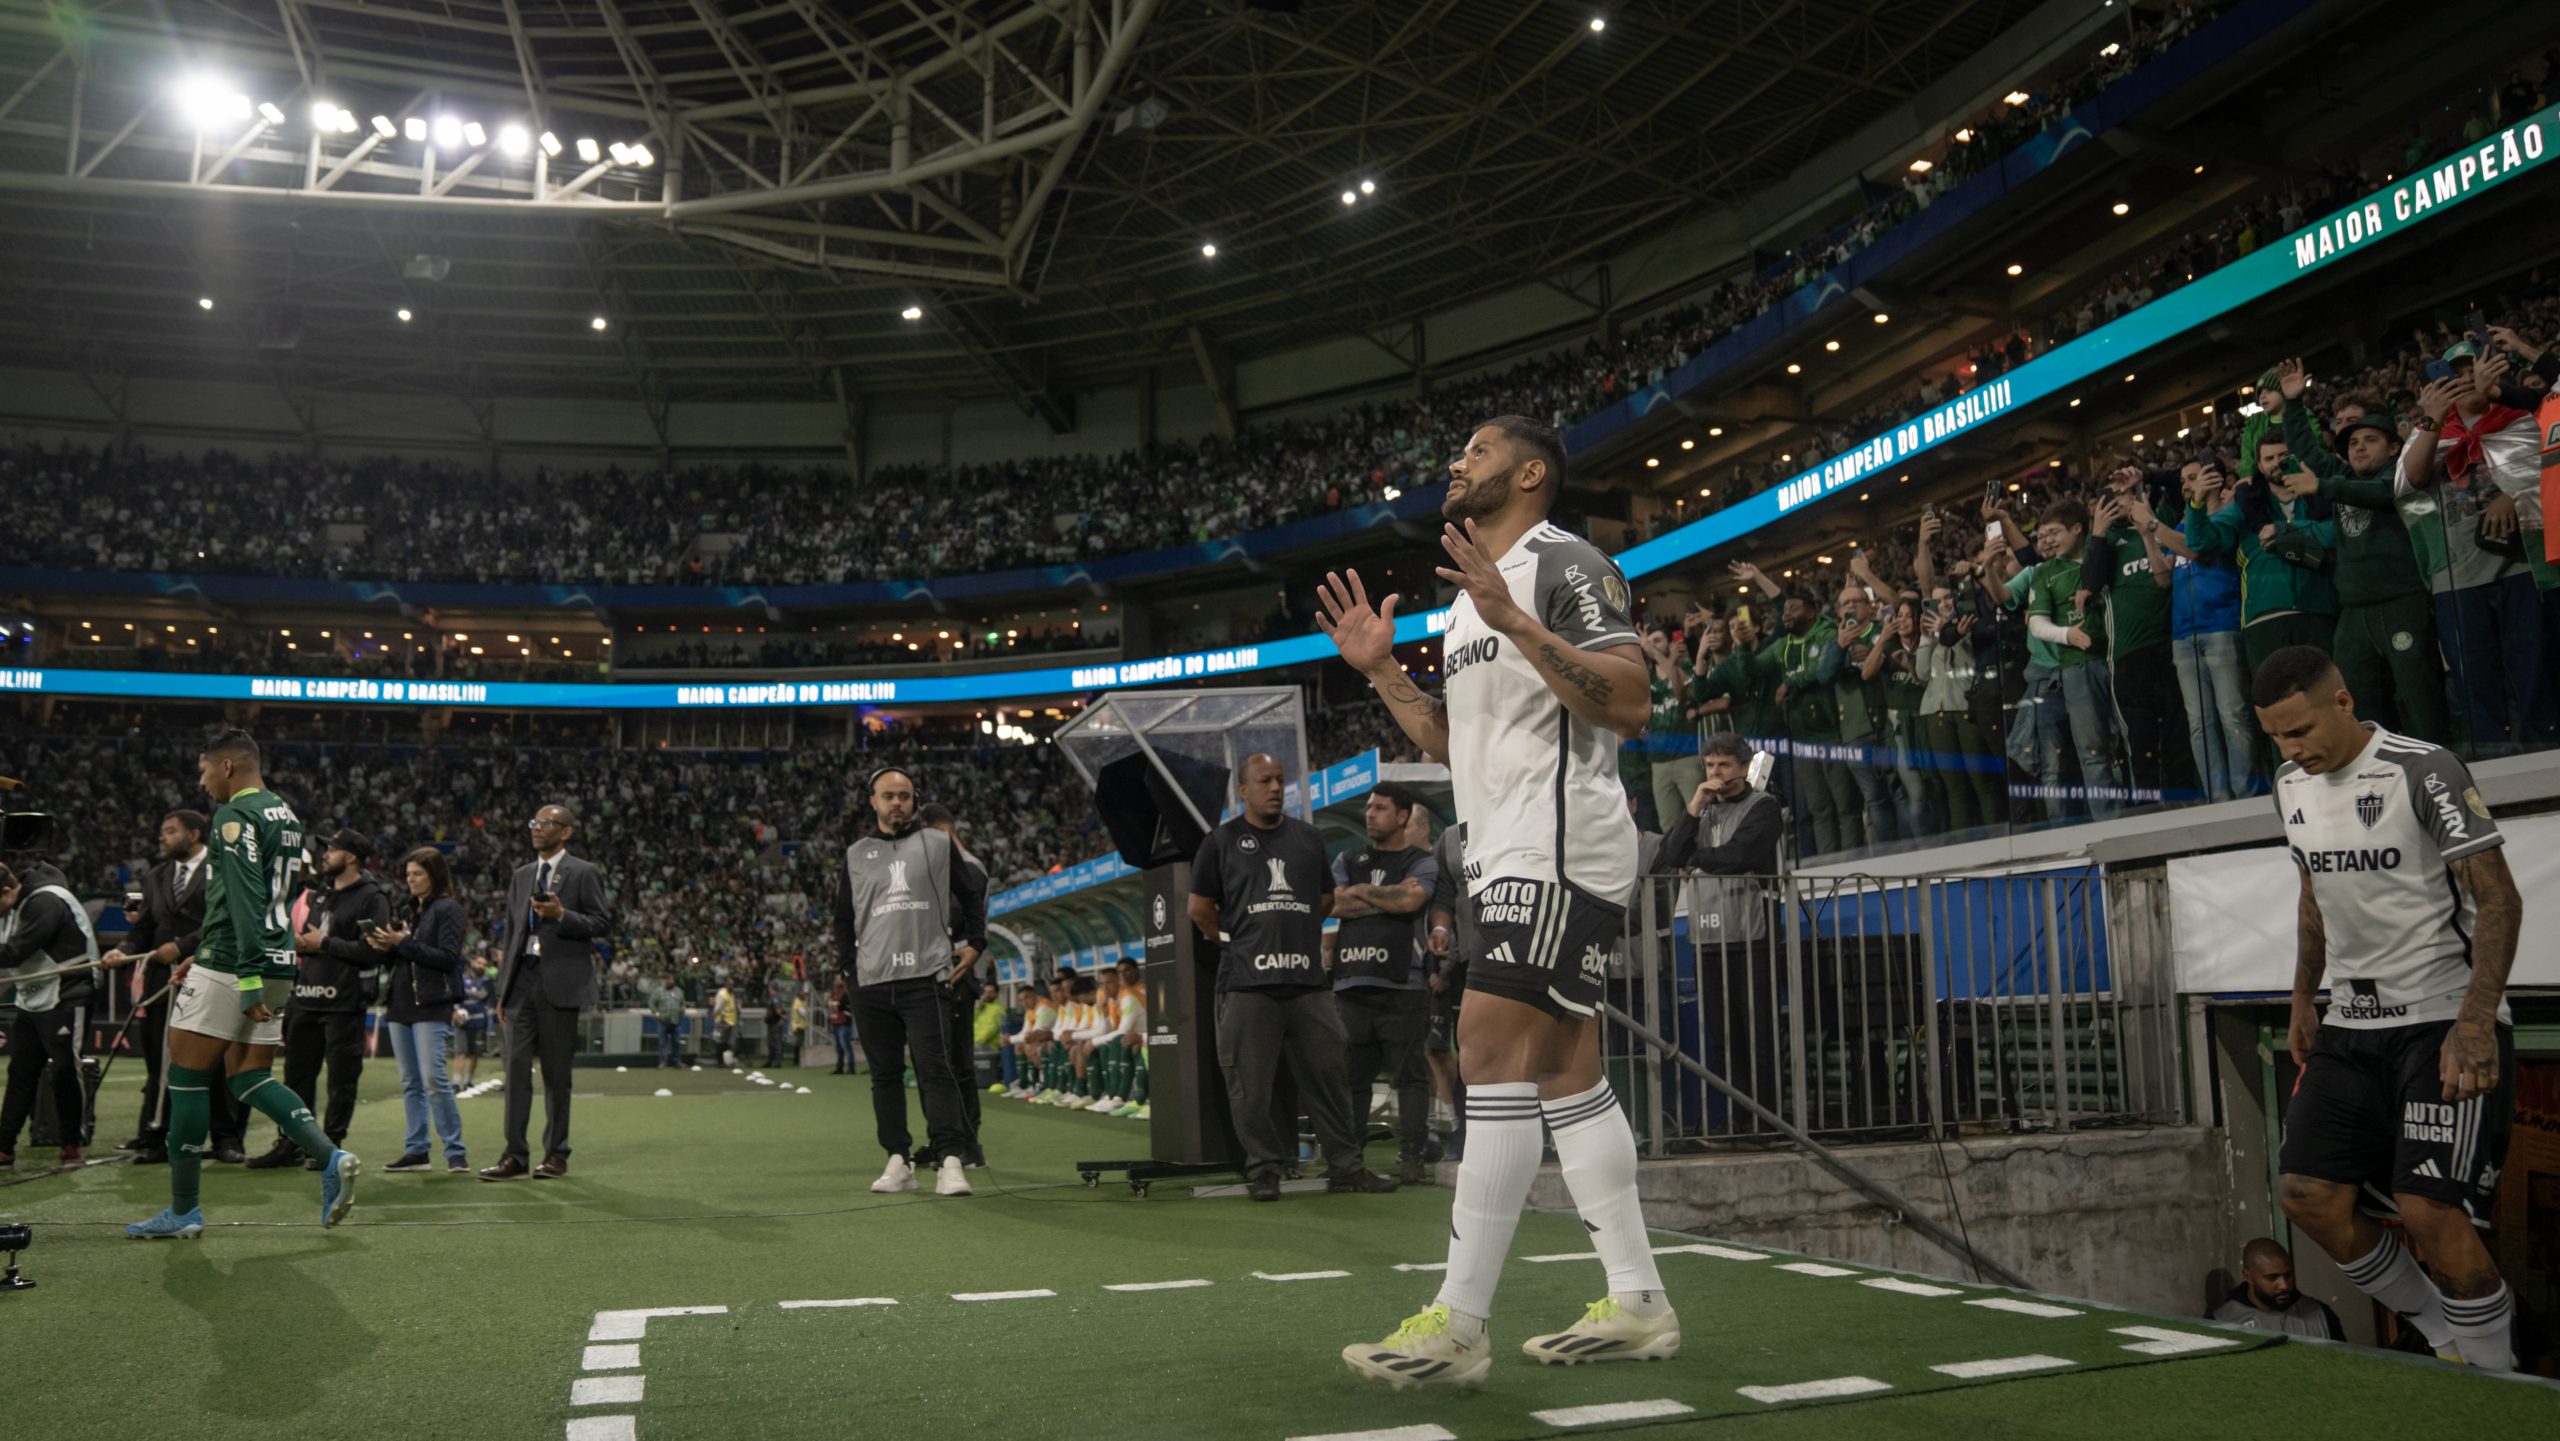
[1607,867,2183,1154]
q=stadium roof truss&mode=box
[0,0,2052,415]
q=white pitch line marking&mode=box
[1531,1398,1697,1426]
[1738,1376,1892,1404]
[1931,1354,2075,1379]
[1390,1262,1447,1272]
[1774,1262,1859,1277]
[1284,1427,1457,1441]
[570,1376,644,1406]
[564,1418,636,1441]
[952,1289,1056,1302]
[1103,1279,1214,1292]
[586,1306,728,1341]
[1656,1243,1768,1261]
[2111,1325,2241,1355]
[1861,1277,1963,1297]
[1966,1298,2082,1319]
[1524,1251,1597,1263]
[580,1345,641,1371]
[779,1298,899,1309]
[1253,1270,1351,1282]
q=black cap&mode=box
[326,828,372,863]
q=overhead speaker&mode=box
[1092,749,1226,869]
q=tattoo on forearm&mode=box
[1378,674,1449,728]
[1535,642,1615,710]
[2450,850,2521,1027]
[2295,879,2327,994]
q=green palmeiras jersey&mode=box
[198,785,307,987]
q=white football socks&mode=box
[1544,1080,1667,1313]
[1433,1082,1542,1326]
[2443,1283,2516,1370]
[2337,1230,2453,1350]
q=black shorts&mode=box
[1426,986,1459,1053]
[2279,1020,2514,1224]
[1462,877,1625,1021]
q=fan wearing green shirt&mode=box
[127,728,358,1240]
[1639,627,1704,834]
[2081,464,2189,802]
[2004,499,2125,821]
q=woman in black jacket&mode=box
[367,847,469,1173]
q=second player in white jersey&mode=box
[1440,520,1641,907]
[2273,724,2506,1028]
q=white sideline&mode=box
[2112,1325,2242,1355]
[1737,1376,1892,1404]
[564,1418,636,1441]
[1966,1298,2082,1318]
[1931,1354,2075,1379]
[1389,1262,1447,1272]
[570,1376,643,1406]
[1252,1269,1352,1281]
[586,1306,728,1341]
[779,1298,899,1309]
[953,1289,1056,1302]
[581,1345,641,1370]
[1284,1428,1456,1441]
[1530,1398,1697,1426]
[1862,1278,1963,1297]
[1774,1262,1858,1278]
[1104,1279,1214,1292]
[1656,1243,1768,1261]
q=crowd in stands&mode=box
[3,0,2270,600]
[1628,293,2560,855]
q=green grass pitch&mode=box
[5,1062,2553,1439]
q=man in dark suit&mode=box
[100,810,245,1165]
[480,804,612,1181]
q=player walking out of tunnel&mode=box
[1320,416,1678,1388]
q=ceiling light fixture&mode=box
[900,304,924,321]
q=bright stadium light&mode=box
[1785,362,1802,374]
[311,102,337,129]
[2112,201,2130,216]
[1953,127,1974,143]
[2003,90,2030,105]
[1200,241,1217,257]
[631,143,655,167]
[396,307,412,322]
[900,304,924,321]
[1360,178,1376,195]
[404,116,427,142]
[1873,312,1889,323]
[1588,16,1605,31]
[372,115,396,138]
[1645,457,1660,468]
[1824,339,1841,352]
[576,136,600,163]
[197,296,214,310]
[539,130,562,157]
[499,124,529,157]
[2099,42,2121,57]
[591,316,608,331]
[608,142,634,165]
[431,115,461,149]
[462,121,487,147]
[1340,189,1357,205]
[1680,439,1695,450]
[2006,262,2024,276]
[257,101,285,126]
[1707,426,1723,436]
[1907,158,1932,174]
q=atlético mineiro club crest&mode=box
[2355,791,2385,830]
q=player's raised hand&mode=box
[1315,569,1401,673]
[1435,520,1529,635]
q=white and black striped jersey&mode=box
[1440,520,1640,906]
[2276,724,2507,1030]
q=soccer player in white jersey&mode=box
[2253,645,2524,1369]
[1318,415,1675,1388]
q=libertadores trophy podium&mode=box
[1050,688,1310,1195]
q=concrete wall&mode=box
[1520,1127,2237,1317]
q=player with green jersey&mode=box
[128,728,360,1239]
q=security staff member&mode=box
[1327,783,1439,1185]
[919,802,989,1171]
[834,768,986,1199]
[1190,753,1397,1203]
[0,858,101,1165]
[1658,733,1786,1121]
[101,811,245,1165]
[251,829,389,1169]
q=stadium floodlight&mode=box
[1785,362,1802,374]
[197,297,214,310]
[311,102,337,129]
[1340,189,1357,205]
[431,115,462,149]
[404,117,427,142]
[1907,159,1932,174]
[590,316,609,331]
[900,304,924,321]
[2099,42,2121,57]
[1707,425,1723,436]
[499,124,529,156]
[1200,241,1217,257]
[1873,312,1889,324]
[2068,397,2082,407]
[1953,127,1973,143]
[575,136,600,163]
[1588,16,1605,31]
[1680,439,1695,450]
[372,115,396,138]
[2111,201,2130,216]
[336,108,359,134]
[2123,373,2136,383]
[632,143,655,167]
[257,101,285,126]
[2131,433,2145,443]
[608,142,634,165]
[1360,178,1376,195]
[396,308,412,322]
[2003,90,2030,105]
[462,121,487,147]
[539,131,562,157]
[1645,457,1660,468]
[1824,339,1840,352]
[2005,262,2024,276]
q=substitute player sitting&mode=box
[2253,647,2523,1368]
[1321,416,1675,1387]
[128,729,359,1238]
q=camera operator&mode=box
[100,811,246,1165]
[250,829,388,1170]
[0,857,103,1167]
